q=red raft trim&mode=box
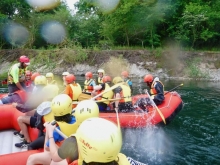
[100,92,183,128]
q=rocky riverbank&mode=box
[0,49,220,81]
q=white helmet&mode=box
[97,69,105,75]
[62,72,70,76]
[76,117,122,163]
[74,100,99,124]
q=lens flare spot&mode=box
[3,22,29,47]
[41,21,66,44]
[94,0,120,14]
[26,0,60,11]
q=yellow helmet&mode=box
[51,94,72,117]
[74,100,99,124]
[46,72,54,79]
[112,76,123,85]
[97,69,105,75]
[42,84,59,100]
[76,117,122,163]
[34,75,47,85]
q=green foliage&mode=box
[186,57,207,78]
[1,0,220,50]
[63,46,88,64]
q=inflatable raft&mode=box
[0,106,42,165]
[100,92,183,127]
[0,92,183,164]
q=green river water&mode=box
[0,78,220,165]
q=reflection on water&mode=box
[1,77,220,164]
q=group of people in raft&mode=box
[0,55,166,165]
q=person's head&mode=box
[46,72,54,83]
[31,72,40,82]
[112,77,123,85]
[42,84,59,101]
[74,100,99,124]
[62,71,70,80]
[102,75,112,84]
[97,69,105,78]
[121,71,129,79]
[65,74,76,84]
[19,55,30,68]
[25,70,32,81]
[51,94,72,123]
[76,117,122,164]
[144,74,154,87]
[85,72,93,80]
[34,75,47,87]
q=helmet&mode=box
[97,69,105,75]
[76,117,122,163]
[121,71,129,78]
[62,72,70,76]
[25,70,32,76]
[102,76,111,83]
[31,72,40,81]
[112,77,123,84]
[51,94,72,117]
[85,72,93,78]
[34,75,47,85]
[144,74,153,83]
[19,55,30,65]
[74,100,99,124]
[46,72,54,79]
[42,84,59,100]
[65,74,76,84]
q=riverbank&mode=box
[0,48,220,81]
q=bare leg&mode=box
[26,151,51,165]
[50,160,68,165]
[17,116,31,143]
[25,109,36,116]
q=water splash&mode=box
[26,0,60,11]
[2,22,29,47]
[122,126,173,164]
[94,0,120,14]
[40,21,66,44]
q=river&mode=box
[0,77,220,165]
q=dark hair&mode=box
[54,114,72,123]
[82,161,118,165]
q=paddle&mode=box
[72,98,122,104]
[90,82,123,100]
[145,90,166,124]
[50,120,68,139]
[164,83,183,95]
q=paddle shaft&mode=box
[90,82,123,100]
[165,83,183,95]
[145,91,166,124]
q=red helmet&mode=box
[121,71,129,78]
[25,70,32,76]
[144,74,153,83]
[85,72,93,78]
[31,72,40,81]
[102,76,112,83]
[65,74,76,84]
[19,55,30,64]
